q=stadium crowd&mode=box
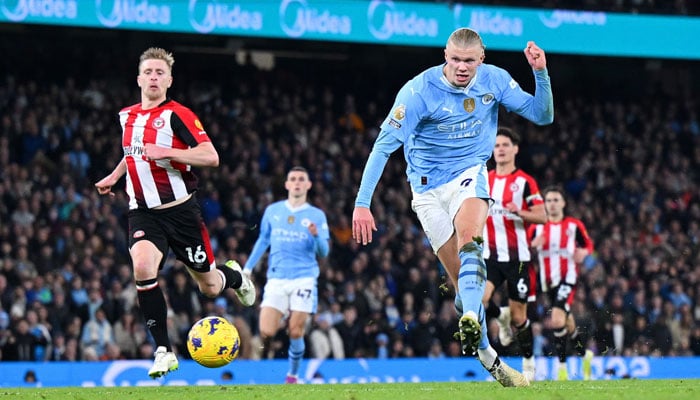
[0,26,699,366]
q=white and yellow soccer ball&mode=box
[187,316,241,368]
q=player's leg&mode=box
[128,211,178,378]
[258,278,287,360]
[412,172,527,387]
[551,306,569,380]
[549,283,574,380]
[452,197,489,355]
[285,277,316,383]
[259,306,284,359]
[435,237,528,387]
[172,196,255,305]
[505,261,535,380]
[285,311,309,383]
[484,262,512,346]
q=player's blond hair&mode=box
[138,47,174,72]
[447,28,485,52]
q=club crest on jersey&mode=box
[482,94,495,105]
[133,230,145,238]
[510,182,520,192]
[301,218,311,228]
[393,104,406,120]
[287,215,295,224]
[463,98,475,113]
[152,117,165,129]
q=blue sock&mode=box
[454,292,463,315]
[457,242,489,349]
[288,337,305,377]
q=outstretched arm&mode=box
[95,158,127,196]
[352,130,402,245]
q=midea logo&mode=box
[538,10,606,29]
[367,0,438,41]
[188,0,263,34]
[1,0,77,22]
[95,0,170,28]
[279,0,351,38]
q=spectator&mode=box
[80,307,114,359]
[334,304,363,358]
[309,314,344,360]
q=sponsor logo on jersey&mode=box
[463,98,475,112]
[152,117,165,129]
[388,119,402,129]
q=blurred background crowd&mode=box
[0,1,699,365]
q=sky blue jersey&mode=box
[244,200,330,280]
[355,63,553,207]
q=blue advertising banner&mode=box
[0,356,698,387]
[0,1,698,59]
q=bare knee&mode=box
[288,325,305,339]
[132,261,157,281]
[509,302,528,326]
[260,327,278,340]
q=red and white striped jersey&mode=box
[483,169,543,262]
[119,99,210,210]
[528,217,593,291]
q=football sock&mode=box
[454,292,463,315]
[553,326,568,363]
[570,328,586,356]
[136,279,171,351]
[261,336,273,359]
[477,345,498,369]
[514,319,534,358]
[457,241,488,349]
[288,337,305,377]
[217,265,243,290]
[486,301,501,320]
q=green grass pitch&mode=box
[1,380,698,400]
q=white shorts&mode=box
[261,277,318,315]
[411,164,490,253]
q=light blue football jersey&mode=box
[355,63,553,207]
[244,200,330,279]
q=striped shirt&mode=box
[528,217,593,291]
[483,169,543,262]
[119,99,209,209]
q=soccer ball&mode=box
[187,316,241,368]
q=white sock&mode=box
[478,345,498,369]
